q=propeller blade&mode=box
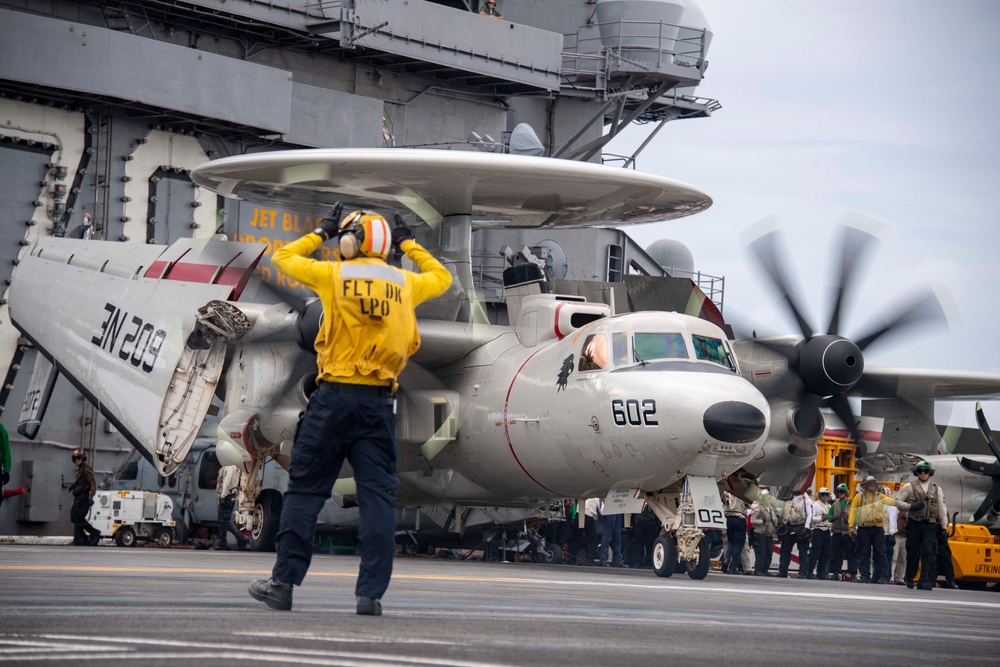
[826,224,878,336]
[828,394,865,450]
[969,480,1000,523]
[957,455,1000,476]
[747,336,799,362]
[748,229,814,340]
[975,401,1000,462]
[853,289,947,352]
[761,367,803,401]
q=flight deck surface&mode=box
[1,545,997,666]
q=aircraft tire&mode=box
[534,542,563,565]
[249,489,282,552]
[684,536,710,580]
[652,535,677,578]
[153,527,174,547]
[115,526,136,548]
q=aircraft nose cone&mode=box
[703,401,767,444]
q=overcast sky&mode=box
[608,0,1000,425]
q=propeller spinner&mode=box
[747,220,948,449]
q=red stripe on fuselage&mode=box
[504,348,561,496]
[553,302,566,340]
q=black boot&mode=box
[248,578,292,611]
[356,596,382,616]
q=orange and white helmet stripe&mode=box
[361,214,391,259]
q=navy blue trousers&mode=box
[724,516,747,573]
[272,383,397,600]
[829,532,856,576]
[856,526,886,582]
[806,529,831,578]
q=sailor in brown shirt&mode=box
[68,448,101,546]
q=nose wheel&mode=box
[682,535,710,580]
[652,534,677,577]
[646,483,713,580]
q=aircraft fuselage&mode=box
[404,311,771,505]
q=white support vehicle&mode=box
[89,490,176,547]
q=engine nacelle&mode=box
[741,399,825,489]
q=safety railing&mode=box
[563,18,708,79]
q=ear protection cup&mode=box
[339,232,360,260]
[338,211,366,260]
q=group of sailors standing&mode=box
[722,461,955,590]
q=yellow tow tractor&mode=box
[947,523,1000,590]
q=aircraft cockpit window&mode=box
[579,333,608,371]
[612,332,628,367]
[692,334,735,370]
[633,333,688,361]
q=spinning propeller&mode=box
[747,218,948,449]
[957,403,1000,522]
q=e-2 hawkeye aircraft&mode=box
[8,149,999,577]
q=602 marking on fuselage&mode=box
[611,398,659,427]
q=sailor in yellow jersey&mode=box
[848,475,921,584]
[250,203,451,614]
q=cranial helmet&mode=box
[72,448,87,462]
[338,210,391,260]
[818,487,830,495]
[913,461,935,477]
[836,483,849,493]
[862,475,878,488]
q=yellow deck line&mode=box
[0,564,537,583]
